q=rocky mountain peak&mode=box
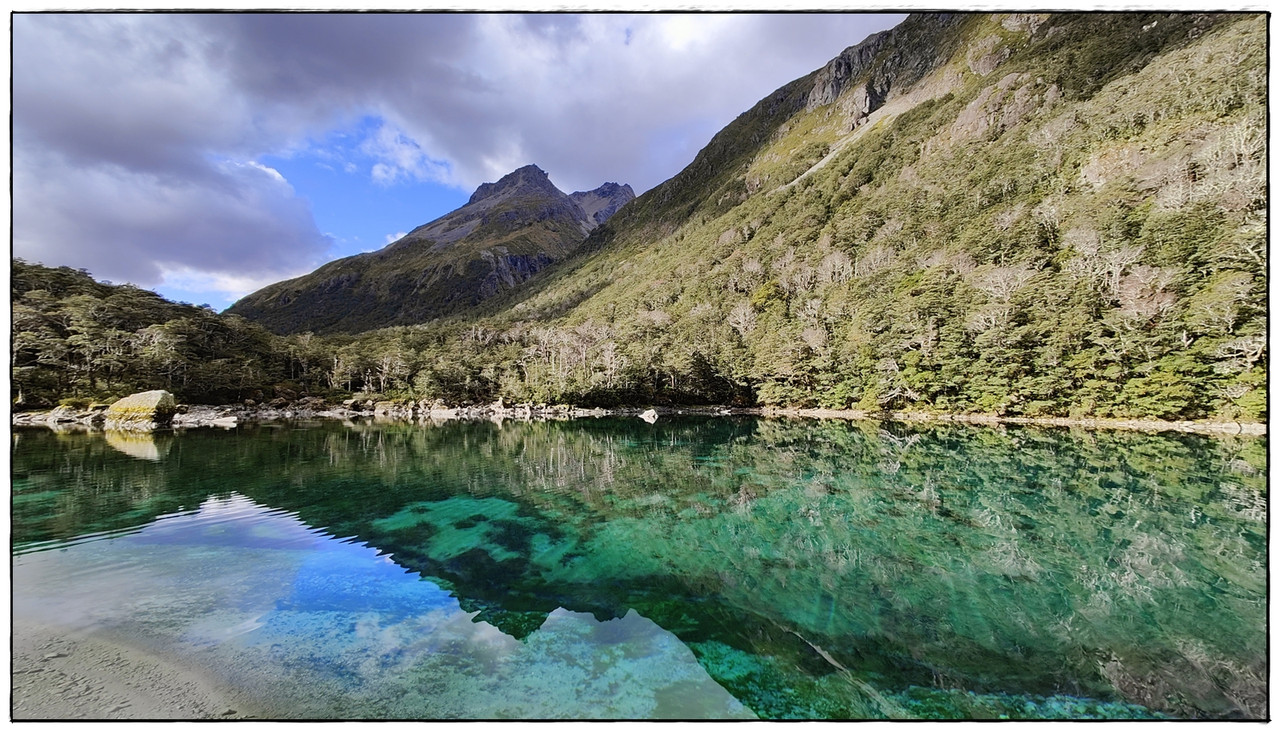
[467,164,558,205]
[570,182,637,228]
[589,182,633,197]
[228,163,634,333]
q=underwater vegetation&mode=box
[11,417,1266,718]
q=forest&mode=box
[9,14,1267,424]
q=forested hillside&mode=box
[11,261,286,406]
[397,11,1265,420]
[12,12,1267,422]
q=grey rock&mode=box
[467,164,560,206]
[806,13,966,127]
[1001,13,1049,35]
[47,406,79,423]
[570,182,636,229]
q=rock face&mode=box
[468,164,563,206]
[570,183,636,228]
[105,390,176,429]
[805,29,891,111]
[228,165,634,335]
[805,14,967,127]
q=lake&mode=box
[10,417,1267,719]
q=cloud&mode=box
[12,146,333,288]
[152,267,303,307]
[12,12,906,297]
[361,123,453,186]
[12,14,335,291]
[416,13,908,192]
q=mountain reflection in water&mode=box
[10,417,1267,719]
[13,492,752,719]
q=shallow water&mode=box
[10,417,1267,719]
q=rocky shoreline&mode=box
[9,397,659,431]
[10,397,1266,436]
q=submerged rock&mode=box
[105,390,176,430]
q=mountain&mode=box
[395,11,1264,420]
[16,12,1265,424]
[570,182,635,227]
[226,165,634,334]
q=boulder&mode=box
[105,390,177,429]
[639,409,659,424]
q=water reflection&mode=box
[104,430,172,461]
[10,418,1267,719]
[12,492,752,719]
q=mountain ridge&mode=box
[226,164,634,334]
[386,11,1264,420]
[16,12,1265,426]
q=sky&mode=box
[10,11,909,310]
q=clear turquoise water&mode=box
[10,417,1267,719]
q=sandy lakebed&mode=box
[11,618,265,721]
